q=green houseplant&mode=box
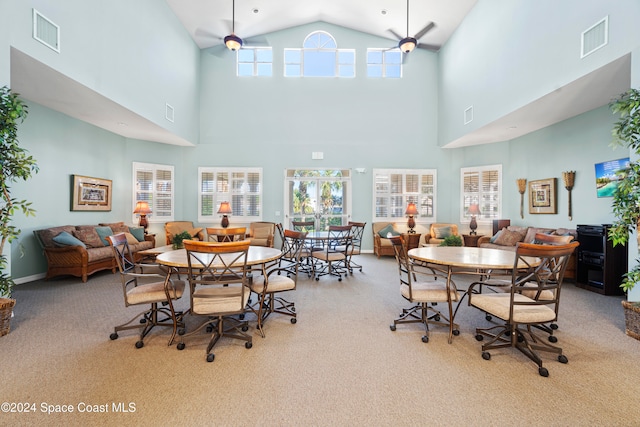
[608,88,640,340]
[0,86,38,335]
[439,235,463,247]
[172,231,192,249]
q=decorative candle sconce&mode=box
[562,171,576,221]
[517,178,527,219]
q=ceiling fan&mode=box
[388,0,440,53]
[223,0,242,51]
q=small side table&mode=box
[463,234,483,247]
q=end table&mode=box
[462,234,483,247]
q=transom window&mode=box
[238,47,272,77]
[132,162,174,224]
[198,167,263,223]
[460,165,502,224]
[373,169,436,222]
[367,49,402,78]
[284,31,355,78]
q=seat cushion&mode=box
[126,280,185,305]
[401,280,458,303]
[470,293,556,323]
[192,285,250,315]
[378,224,400,238]
[251,275,295,294]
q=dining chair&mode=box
[346,221,366,273]
[467,240,579,377]
[177,239,253,362]
[311,225,352,281]
[275,222,285,250]
[206,226,247,243]
[389,236,460,344]
[249,230,306,337]
[107,233,185,348]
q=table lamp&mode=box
[405,202,419,234]
[218,201,232,228]
[468,203,481,235]
[133,201,152,233]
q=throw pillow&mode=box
[493,229,525,246]
[95,226,114,246]
[490,229,504,243]
[190,228,204,239]
[434,226,452,239]
[72,228,104,248]
[52,231,86,248]
[99,222,129,233]
[123,232,139,245]
[378,224,399,238]
[253,226,271,239]
[128,226,145,242]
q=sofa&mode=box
[372,222,441,257]
[34,222,154,282]
[477,225,578,280]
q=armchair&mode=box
[427,223,459,246]
[164,221,204,245]
[248,221,275,247]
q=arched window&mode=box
[284,31,355,77]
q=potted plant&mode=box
[439,235,463,247]
[171,231,192,249]
[0,85,38,336]
[608,87,640,340]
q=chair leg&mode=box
[390,302,458,343]
[177,314,253,362]
[110,302,182,348]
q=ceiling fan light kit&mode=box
[399,36,417,53]
[224,34,243,51]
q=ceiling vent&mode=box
[32,9,60,53]
[581,16,608,58]
[464,106,473,125]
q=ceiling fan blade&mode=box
[243,35,268,47]
[388,29,404,41]
[416,43,440,52]
[195,27,223,41]
[414,22,435,41]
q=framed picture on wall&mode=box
[71,174,112,211]
[595,157,630,198]
[528,178,557,214]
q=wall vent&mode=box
[581,16,608,58]
[32,9,60,53]
[165,103,175,122]
[464,106,473,125]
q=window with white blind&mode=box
[132,162,174,224]
[198,167,262,223]
[460,165,502,224]
[373,169,437,223]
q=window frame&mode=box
[284,31,355,78]
[198,167,263,224]
[460,164,502,225]
[372,168,437,224]
[366,48,402,78]
[132,162,174,224]
[237,46,273,77]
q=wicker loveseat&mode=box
[34,222,154,282]
[477,225,578,280]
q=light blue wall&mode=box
[2,3,639,284]
[439,0,640,146]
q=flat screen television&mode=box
[595,157,630,198]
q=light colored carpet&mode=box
[1,254,639,426]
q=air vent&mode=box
[464,106,473,125]
[32,9,60,53]
[581,16,608,58]
[165,103,174,123]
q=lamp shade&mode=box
[405,203,419,216]
[133,201,152,215]
[224,34,243,51]
[467,204,481,216]
[218,201,232,214]
[399,36,417,53]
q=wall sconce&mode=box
[517,178,527,219]
[562,171,576,221]
[133,201,152,233]
[217,201,232,228]
[467,203,481,235]
[405,203,418,234]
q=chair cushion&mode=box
[519,282,555,300]
[401,280,458,303]
[192,285,250,315]
[126,280,185,305]
[378,224,400,238]
[470,293,556,323]
[72,227,104,248]
[52,231,86,248]
[250,275,295,294]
